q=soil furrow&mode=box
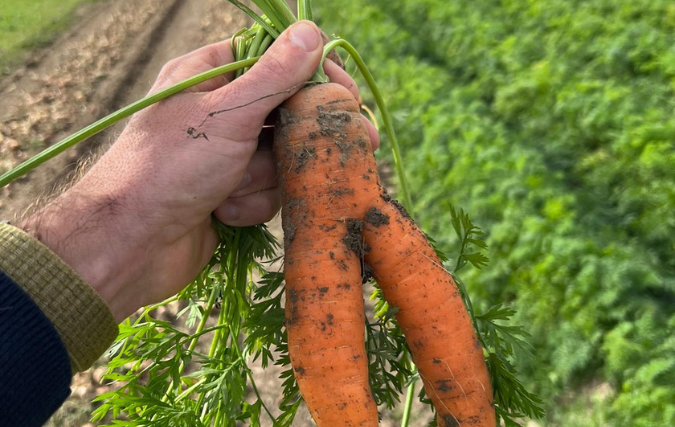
[0,0,176,219]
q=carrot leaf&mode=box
[448,204,544,424]
[367,285,414,409]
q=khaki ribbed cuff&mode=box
[0,223,119,373]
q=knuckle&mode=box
[257,53,291,82]
[158,58,181,80]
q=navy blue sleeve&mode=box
[0,271,72,427]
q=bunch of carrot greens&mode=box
[0,1,543,426]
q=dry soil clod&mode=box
[365,206,390,227]
[343,219,370,258]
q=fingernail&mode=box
[235,173,251,191]
[289,22,320,52]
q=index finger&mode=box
[150,38,236,94]
[323,58,361,104]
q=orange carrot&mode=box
[363,200,495,427]
[274,82,494,427]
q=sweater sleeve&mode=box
[0,223,119,372]
[0,223,120,425]
[0,271,73,426]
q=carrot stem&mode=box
[0,57,260,188]
[189,286,220,354]
[228,1,280,38]
[401,381,416,427]
[244,26,267,74]
[297,0,313,21]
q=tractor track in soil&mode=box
[0,1,416,425]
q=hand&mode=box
[19,21,379,322]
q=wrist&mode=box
[18,189,146,322]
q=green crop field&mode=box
[318,1,675,425]
[0,0,98,71]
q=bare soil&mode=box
[0,1,423,425]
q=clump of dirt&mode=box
[285,288,302,326]
[381,192,411,219]
[282,197,305,246]
[318,223,337,232]
[331,187,354,198]
[365,206,390,228]
[435,380,454,393]
[316,105,351,137]
[334,140,354,167]
[361,262,374,284]
[276,107,297,140]
[319,312,334,332]
[343,219,370,258]
[315,104,359,167]
[440,414,461,427]
[295,146,316,173]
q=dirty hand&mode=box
[19,21,379,322]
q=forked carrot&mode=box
[275,82,494,426]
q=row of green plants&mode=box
[315,0,675,425]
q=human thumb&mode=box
[209,21,323,125]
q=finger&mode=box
[214,187,281,227]
[360,114,380,151]
[150,39,235,94]
[230,150,277,197]
[200,219,221,269]
[206,21,323,139]
[324,59,361,104]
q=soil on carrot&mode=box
[281,196,305,247]
[286,288,302,326]
[316,104,352,138]
[315,104,361,167]
[275,107,297,140]
[295,146,317,173]
[365,206,390,227]
[381,192,411,220]
[440,414,461,427]
[343,218,370,258]
[361,262,374,284]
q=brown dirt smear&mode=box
[365,206,390,228]
[343,218,370,258]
